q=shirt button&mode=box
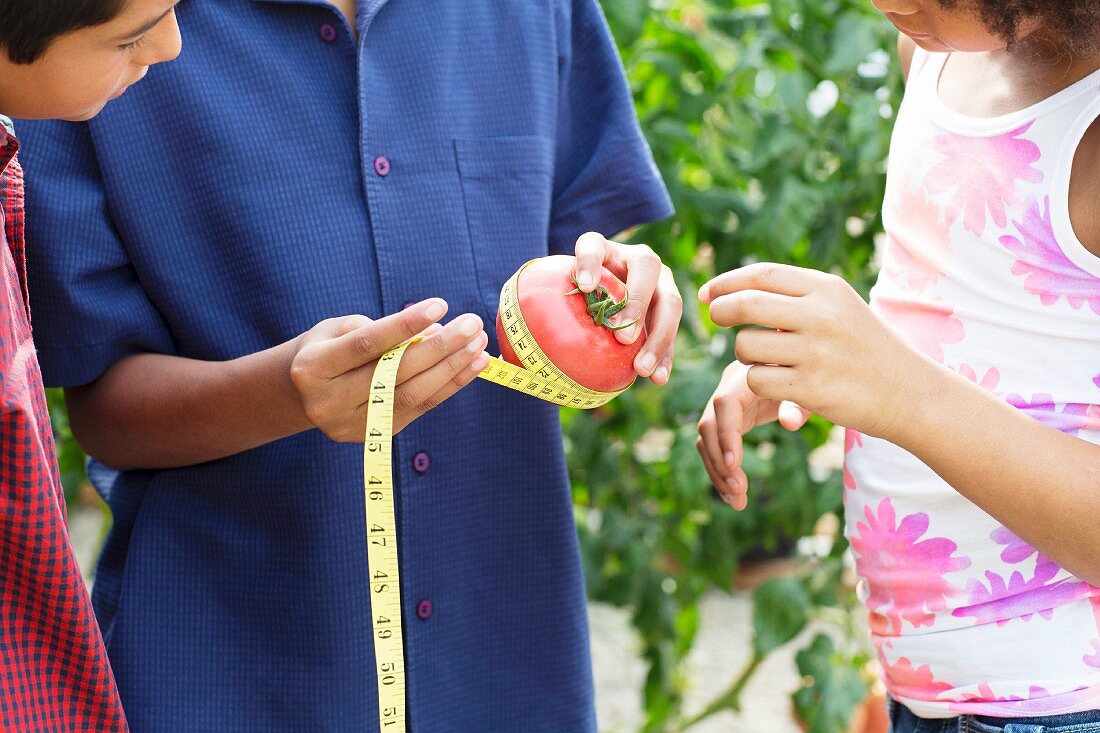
[319,23,337,42]
[412,451,430,474]
[374,156,391,177]
[416,599,433,620]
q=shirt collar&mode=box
[250,0,392,35]
[0,116,18,175]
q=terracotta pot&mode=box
[857,692,889,733]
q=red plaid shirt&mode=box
[0,122,127,732]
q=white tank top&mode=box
[845,47,1100,718]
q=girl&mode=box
[697,2,1100,731]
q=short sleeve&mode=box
[16,119,175,387]
[549,0,674,253]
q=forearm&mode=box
[66,340,312,471]
[889,356,1100,584]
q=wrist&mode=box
[231,335,314,438]
[877,351,953,449]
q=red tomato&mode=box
[496,255,646,393]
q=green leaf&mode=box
[793,634,871,733]
[825,13,881,76]
[602,0,651,47]
[752,576,812,656]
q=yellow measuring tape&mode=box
[363,261,628,730]
[362,339,410,731]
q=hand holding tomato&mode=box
[698,262,924,441]
[291,299,491,440]
[572,232,683,385]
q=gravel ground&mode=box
[590,594,805,733]
[70,507,805,733]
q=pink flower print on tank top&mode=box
[851,498,971,635]
[999,197,1100,315]
[952,526,1093,628]
[990,525,1038,565]
[843,429,862,491]
[957,684,1053,706]
[1085,597,1100,669]
[957,364,1001,392]
[875,296,965,363]
[881,655,954,700]
[1006,393,1100,436]
[884,184,952,292]
[953,558,1093,627]
[925,122,1043,237]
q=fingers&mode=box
[698,401,731,486]
[699,364,754,508]
[320,313,484,432]
[611,242,662,346]
[729,480,749,511]
[573,232,669,344]
[392,338,491,433]
[778,401,812,431]
[394,314,485,384]
[573,232,609,292]
[697,436,724,498]
[651,342,675,386]
[308,299,449,378]
[712,387,746,478]
[744,364,797,403]
[700,263,828,302]
[304,314,374,341]
[734,328,804,367]
[709,291,804,330]
[635,265,682,380]
[696,434,748,510]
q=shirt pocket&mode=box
[455,135,554,320]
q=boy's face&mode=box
[871,0,1006,53]
[0,0,181,121]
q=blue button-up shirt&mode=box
[18,0,671,730]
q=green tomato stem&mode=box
[568,273,639,332]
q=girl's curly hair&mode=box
[937,0,1100,56]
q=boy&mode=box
[17,0,680,729]
[0,0,181,729]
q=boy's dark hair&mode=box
[0,0,127,64]
[938,0,1100,56]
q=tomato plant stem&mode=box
[671,651,765,732]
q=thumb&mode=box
[777,401,811,431]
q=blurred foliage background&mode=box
[568,0,900,730]
[50,1,901,731]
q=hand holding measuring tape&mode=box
[364,249,677,730]
[289,302,490,442]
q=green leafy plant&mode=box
[573,0,901,729]
[47,387,86,507]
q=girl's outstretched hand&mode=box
[699,263,922,444]
[698,361,810,509]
